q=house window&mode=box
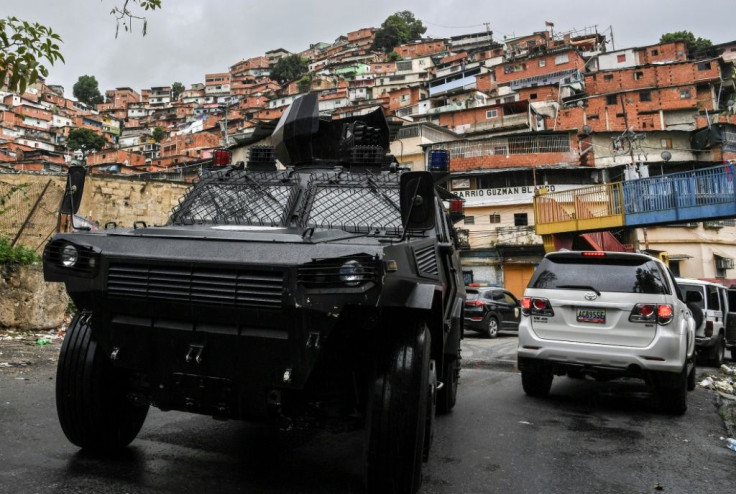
[514,213,528,226]
[538,59,546,67]
[697,61,711,71]
[530,93,538,100]
[513,63,525,72]
[606,94,618,105]
[640,91,652,102]
[464,216,475,225]
[634,71,644,80]
[680,89,692,99]
[486,109,498,119]
[661,138,673,149]
[651,49,659,56]
[489,213,501,223]
[617,54,627,63]
[396,61,412,71]
[555,53,569,65]
[604,74,613,81]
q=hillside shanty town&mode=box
[2,18,736,296]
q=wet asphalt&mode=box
[1,333,735,493]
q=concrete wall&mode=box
[0,265,67,330]
[0,172,190,230]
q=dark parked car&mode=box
[464,287,521,337]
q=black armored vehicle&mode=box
[44,94,465,493]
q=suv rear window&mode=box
[530,256,670,294]
[679,284,705,309]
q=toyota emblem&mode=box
[584,292,598,301]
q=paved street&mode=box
[1,333,735,493]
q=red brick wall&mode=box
[450,151,580,171]
[395,41,446,58]
[476,73,495,93]
[637,42,688,64]
[517,86,559,102]
[586,61,720,95]
[495,49,584,86]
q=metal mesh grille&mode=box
[304,172,402,234]
[107,262,284,308]
[170,169,298,226]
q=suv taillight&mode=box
[521,297,554,317]
[465,300,484,306]
[705,320,714,337]
[630,304,673,325]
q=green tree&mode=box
[660,31,715,58]
[171,81,185,100]
[270,55,308,84]
[296,74,312,93]
[371,11,426,54]
[387,51,402,62]
[2,2,162,94]
[67,128,107,161]
[73,75,104,106]
[0,16,64,94]
[151,125,166,142]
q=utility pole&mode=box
[619,94,649,249]
[483,22,492,50]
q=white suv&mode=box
[517,251,696,414]
[676,278,727,367]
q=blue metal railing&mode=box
[623,164,736,226]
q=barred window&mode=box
[489,213,501,223]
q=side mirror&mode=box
[400,171,435,231]
[685,290,703,303]
[60,166,86,215]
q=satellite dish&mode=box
[661,151,672,162]
[582,125,592,135]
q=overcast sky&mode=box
[5,1,734,97]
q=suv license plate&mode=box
[577,308,606,324]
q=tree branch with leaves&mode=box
[1,2,163,94]
[0,16,64,94]
[110,0,162,37]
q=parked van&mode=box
[676,278,730,366]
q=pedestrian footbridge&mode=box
[534,164,736,251]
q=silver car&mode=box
[517,251,696,414]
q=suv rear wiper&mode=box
[556,285,601,296]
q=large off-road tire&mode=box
[365,321,432,494]
[56,312,149,452]
[437,354,459,415]
[709,333,725,367]
[521,368,553,397]
[687,358,696,392]
[485,315,499,339]
[731,348,736,362]
[657,366,688,415]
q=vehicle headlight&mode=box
[61,244,79,267]
[339,260,363,286]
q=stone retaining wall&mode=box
[0,265,67,330]
[0,172,190,231]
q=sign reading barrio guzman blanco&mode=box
[452,184,582,207]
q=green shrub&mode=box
[0,237,41,265]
